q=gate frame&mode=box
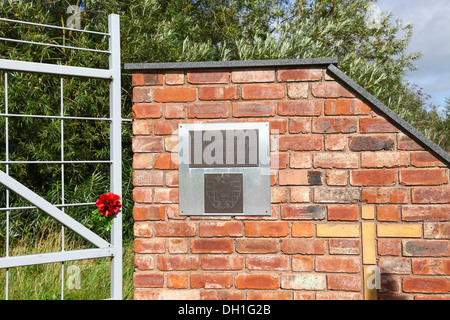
[0,14,122,300]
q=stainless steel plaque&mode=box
[178,122,270,216]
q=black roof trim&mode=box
[327,64,450,166]
[124,58,338,71]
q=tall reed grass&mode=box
[0,222,134,300]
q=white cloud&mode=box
[377,0,450,107]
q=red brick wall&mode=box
[130,63,449,300]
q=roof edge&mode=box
[124,58,338,71]
[326,64,450,167]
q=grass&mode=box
[0,223,134,300]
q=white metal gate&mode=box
[0,14,123,300]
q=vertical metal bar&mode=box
[4,71,9,300]
[108,14,122,300]
[60,77,65,300]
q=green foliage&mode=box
[0,0,448,249]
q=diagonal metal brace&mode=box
[0,170,110,248]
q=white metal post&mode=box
[108,13,123,300]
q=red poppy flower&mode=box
[96,192,122,217]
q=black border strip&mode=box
[327,64,450,166]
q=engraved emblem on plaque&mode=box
[204,174,243,213]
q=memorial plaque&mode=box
[178,122,270,216]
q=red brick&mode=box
[403,277,449,293]
[153,87,196,102]
[281,205,326,220]
[153,187,179,203]
[133,170,164,186]
[292,256,314,271]
[403,240,449,257]
[164,103,185,119]
[133,87,152,103]
[314,188,360,203]
[188,102,229,118]
[235,274,279,289]
[398,134,424,151]
[281,239,326,254]
[188,71,229,84]
[278,100,322,116]
[134,272,164,288]
[326,170,348,186]
[312,118,357,133]
[242,84,285,99]
[412,259,447,275]
[135,238,165,253]
[132,72,163,86]
[154,154,178,169]
[400,169,448,186]
[411,152,446,167]
[199,86,238,100]
[165,71,184,85]
[232,70,275,83]
[279,135,323,151]
[191,239,234,253]
[279,170,322,186]
[167,273,188,288]
[134,254,154,270]
[287,83,309,99]
[412,187,450,203]
[378,238,400,256]
[350,169,397,186]
[154,120,178,135]
[324,135,347,151]
[157,256,199,271]
[277,68,323,81]
[270,154,287,169]
[362,188,408,204]
[134,222,153,237]
[232,101,276,117]
[132,103,162,119]
[324,99,370,115]
[349,135,395,151]
[289,153,312,168]
[268,118,287,134]
[289,118,311,133]
[133,153,153,169]
[166,171,179,186]
[245,222,289,237]
[329,239,360,255]
[312,82,354,98]
[424,223,450,239]
[291,221,314,237]
[289,186,310,203]
[327,205,359,221]
[133,205,165,220]
[379,257,411,274]
[316,256,361,273]
[201,255,244,270]
[377,206,400,221]
[271,187,287,203]
[200,290,245,300]
[155,222,195,237]
[327,274,361,291]
[191,273,233,289]
[133,188,153,203]
[313,152,358,168]
[199,221,243,237]
[402,205,449,221]
[246,255,289,270]
[361,152,409,168]
[236,239,279,253]
[168,239,188,253]
[133,120,153,135]
[360,118,400,133]
[132,136,163,152]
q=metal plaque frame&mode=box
[178,122,270,216]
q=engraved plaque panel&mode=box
[204,173,243,213]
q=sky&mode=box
[376,0,450,109]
